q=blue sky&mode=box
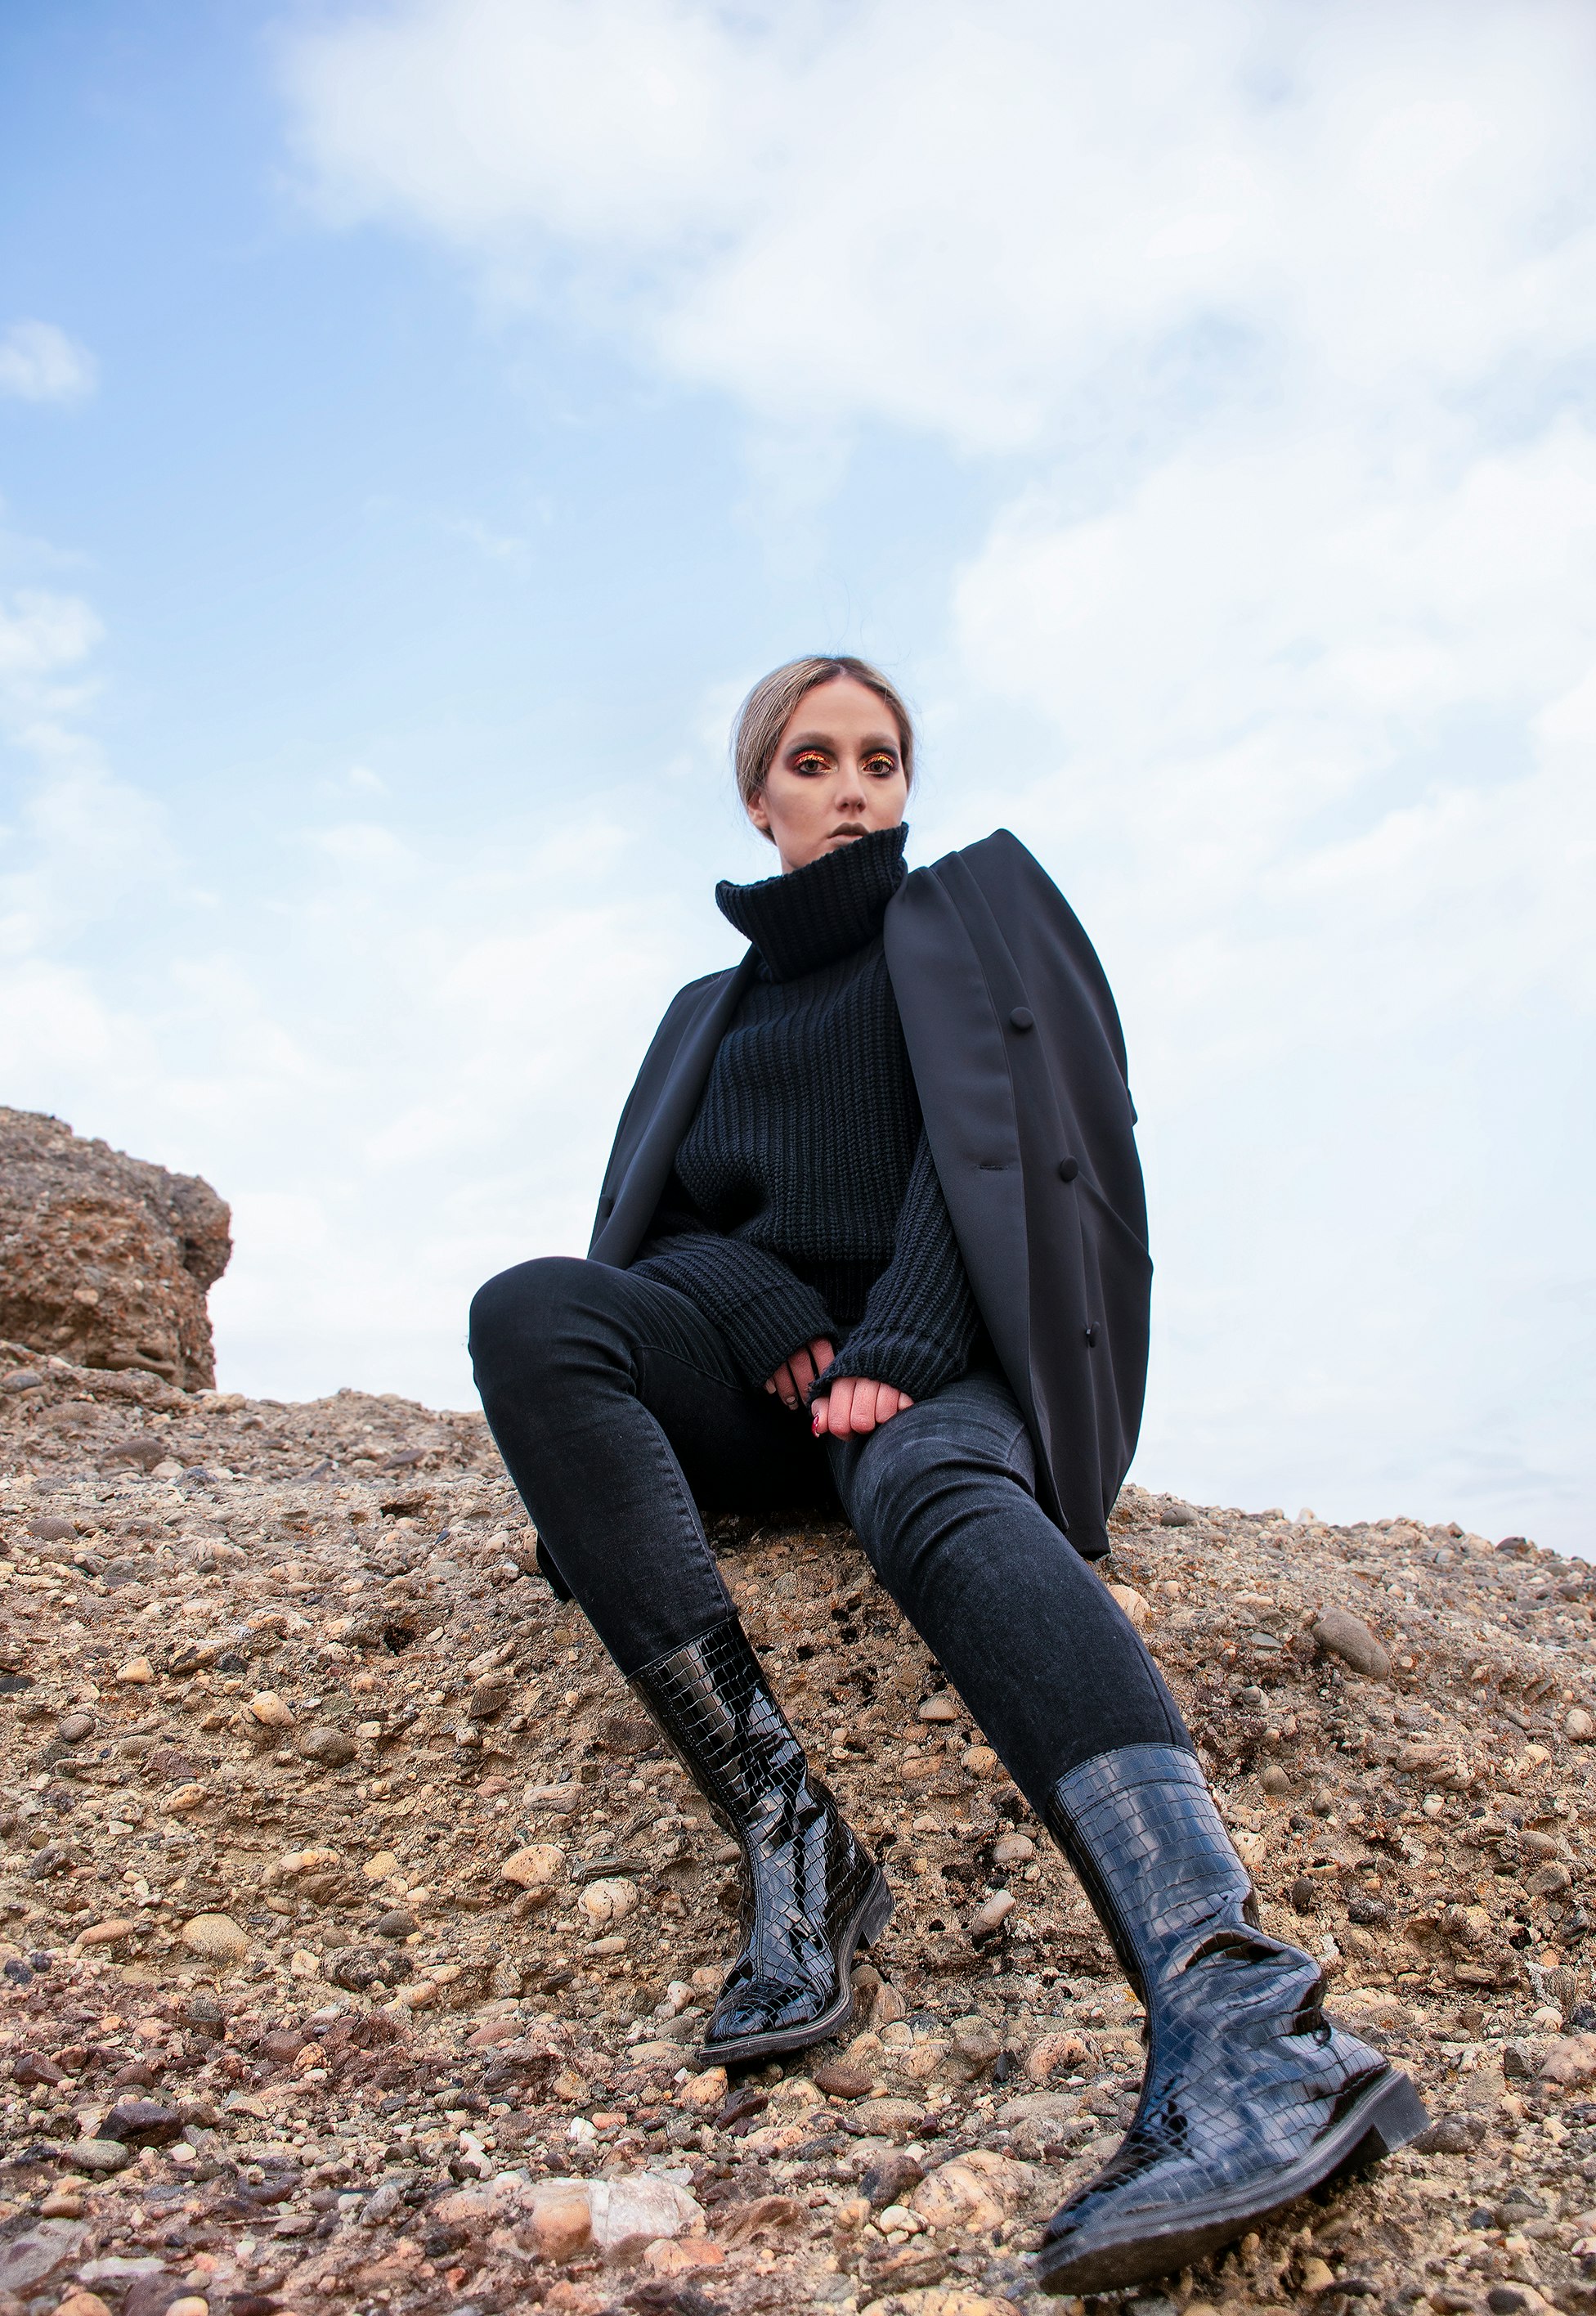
[2,0,1594,1553]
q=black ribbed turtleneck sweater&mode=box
[629,824,980,1401]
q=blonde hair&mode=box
[732,655,916,828]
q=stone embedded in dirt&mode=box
[1540,2033,1596,2085]
[298,1723,358,1766]
[100,2098,185,2147]
[1311,1605,1391,1680]
[0,2221,87,2293]
[812,2058,875,2100]
[502,1842,564,1887]
[65,2139,135,2175]
[968,1890,1014,1937]
[578,1875,639,1928]
[12,2049,64,2085]
[0,1106,230,1388]
[180,1912,249,1964]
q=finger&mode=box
[789,1347,815,1398]
[763,1375,778,1394]
[810,1393,828,1437]
[875,1382,904,1425]
[822,1378,853,1438]
[845,1378,876,1435]
[774,1361,800,1411]
[812,1337,836,1370]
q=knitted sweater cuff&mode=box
[818,1319,974,1405]
[629,1233,835,1388]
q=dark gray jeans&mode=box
[468,1255,1188,1811]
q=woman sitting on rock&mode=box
[468,654,1425,2293]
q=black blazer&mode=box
[588,828,1150,1561]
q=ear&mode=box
[746,787,772,836]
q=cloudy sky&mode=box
[2,1,1593,1551]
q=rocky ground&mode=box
[1,1335,1594,2316]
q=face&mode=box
[747,676,909,873]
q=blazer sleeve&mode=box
[813,1130,981,1403]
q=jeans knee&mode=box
[847,1399,1030,1567]
[468,1255,594,1386]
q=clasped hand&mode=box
[763,1336,914,1438]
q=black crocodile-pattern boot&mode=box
[1035,1744,1428,2294]
[630,1617,891,2064]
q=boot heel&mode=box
[857,1872,893,1948]
[1353,2069,1429,2157]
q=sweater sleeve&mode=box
[816,1130,980,1402]
[629,1176,836,1388]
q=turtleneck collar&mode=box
[716,823,908,981]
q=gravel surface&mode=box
[2,1337,1594,2316]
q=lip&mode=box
[827,827,865,840]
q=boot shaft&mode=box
[631,1616,816,1842]
[1044,1744,1258,1994]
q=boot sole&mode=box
[1035,2065,1429,2295]
[697,1868,894,2067]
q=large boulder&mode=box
[0,1109,231,1389]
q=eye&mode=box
[863,753,899,779]
[791,751,830,776]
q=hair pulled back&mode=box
[732,655,916,828]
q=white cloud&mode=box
[282,0,1596,449]
[0,321,97,406]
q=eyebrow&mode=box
[784,729,901,756]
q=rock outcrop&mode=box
[0,1109,231,1389]
[0,1359,1593,2314]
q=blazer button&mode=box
[1009,1006,1034,1031]
[1083,1322,1099,1346]
[1058,1157,1079,1183]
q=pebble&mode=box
[65,2139,134,2175]
[918,1695,959,1722]
[180,1912,249,1964]
[501,1842,564,1888]
[813,2058,875,2099]
[1311,1606,1391,1681]
[249,1690,294,1729]
[115,1657,153,1685]
[298,1723,357,1766]
[968,1890,1014,1936]
[0,2222,87,2292]
[578,1874,639,1928]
